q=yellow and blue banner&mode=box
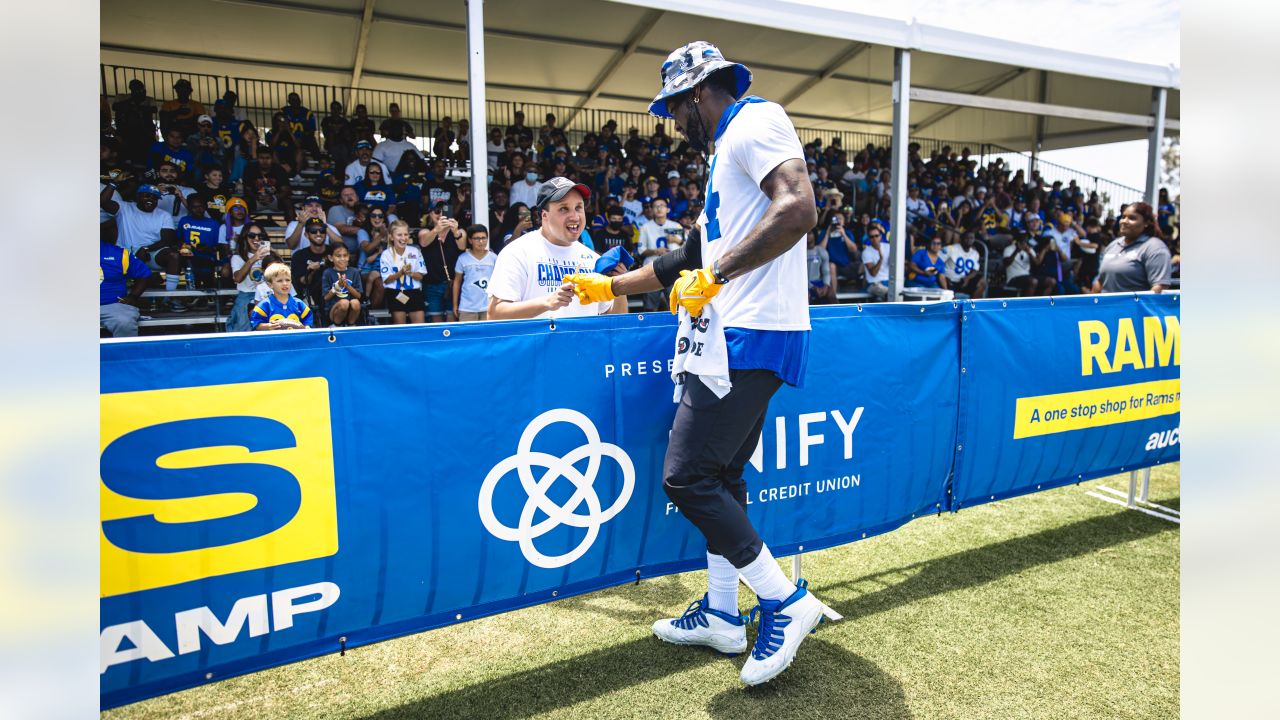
[99,295,1176,708]
[951,293,1180,506]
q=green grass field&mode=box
[104,466,1179,720]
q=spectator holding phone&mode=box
[227,223,280,332]
[321,243,363,326]
[417,204,464,322]
[380,220,427,324]
[861,222,889,299]
[251,263,313,331]
[1002,229,1039,296]
[452,224,497,321]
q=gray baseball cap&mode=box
[535,176,591,211]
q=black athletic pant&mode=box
[663,369,782,568]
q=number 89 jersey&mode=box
[697,98,810,331]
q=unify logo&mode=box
[478,409,635,568]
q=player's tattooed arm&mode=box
[714,158,817,281]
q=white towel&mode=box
[671,304,732,402]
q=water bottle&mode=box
[184,266,196,290]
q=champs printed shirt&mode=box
[698,99,809,331]
[487,229,610,319]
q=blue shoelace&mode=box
[671,596,712,630]
[747,601,792,660]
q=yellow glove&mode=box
[564,273,616,304]
[669,267,723,317]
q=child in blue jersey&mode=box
[251,263,313,331]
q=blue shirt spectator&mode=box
[909,240,946,288]
[100,241,151,338]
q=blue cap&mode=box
[136,184,161,197]
[593,246,634,275]
[355,140,372,149]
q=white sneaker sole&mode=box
[652,628,747,656]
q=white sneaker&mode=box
[651,594,748,656]
[740,580,827,686]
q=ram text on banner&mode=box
[98,303,955,709]
[951,293,1180,508]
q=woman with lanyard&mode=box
[358,207,390,309]
[378,220,427,324]
[1092,202,1173,294]
[226,222,281,332]
[352,162,396,218]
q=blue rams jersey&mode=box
[251,294,313,329]
[177,216,222,255]
[100,242,151,305]
[282,106,316,136]
[215,118,250,150]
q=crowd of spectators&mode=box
[99,78,1181,337]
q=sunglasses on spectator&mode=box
[370,213,385,218]
[245,232,265,239]
[307,228,325,234]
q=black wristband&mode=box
[711,259,729,285]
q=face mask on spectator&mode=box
[526,172,538,182]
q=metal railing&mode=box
[980,143,1144,216]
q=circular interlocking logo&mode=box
[477,409,635,568]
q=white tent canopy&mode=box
[102,0,1178,152]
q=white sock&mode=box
[165,273,179,291]
[738,544,796,603]
[706,552,740,615]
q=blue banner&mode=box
[951,294,1181,507]
[99,302,958,709]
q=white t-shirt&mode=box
[636,219,683,267]
[1044,226,1078,257]
[486,229,610,319]
[115,202,176,253]
[230,254,269,293]
[1003,244,1033,280]
[217,223,246,247]
[697,100,808,331]
[861,243,889,284]
[379,245,427,292]
[156,186,197,216]
[906,196,930,222]
[509,180,542,209]
[621,198,643,227]
[941,243,981,282]
[454,250,497,313]
[486,140,504,171]
[343,158,390,186]
[372,139,424,170]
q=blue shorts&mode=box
[424,282,450,316]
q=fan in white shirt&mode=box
[487,178,628,320]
